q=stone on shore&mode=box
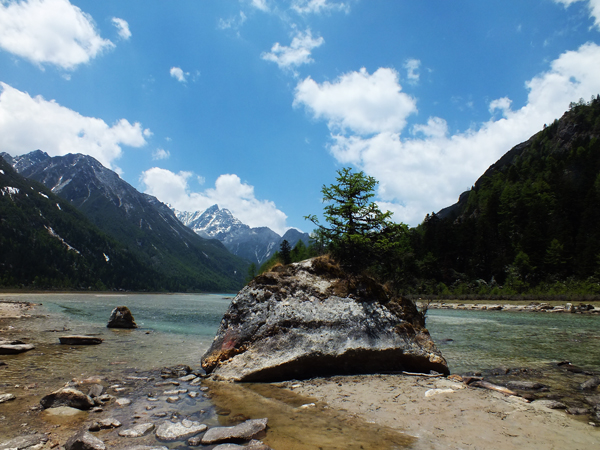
[59,336,103,345]
[64,431,105,450]
[201,418,268,445]
[155,420,208,441]
[40,387,95,410]
[201,257,448,382]
[107,306,137,329]
[0,434,48,450]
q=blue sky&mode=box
[1,0,600,235]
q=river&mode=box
[1,293,599,449]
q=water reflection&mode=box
[206,381,415,450]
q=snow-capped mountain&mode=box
[173,205,310,266]
[1,150,248,291]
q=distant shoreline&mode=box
[419,300,600,314]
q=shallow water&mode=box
[427,308,600,373]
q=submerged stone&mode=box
[201,257,448,382]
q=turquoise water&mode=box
[3,293,599,375]
[39,292,233,336]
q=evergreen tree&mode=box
[305,167,393,272]
[279,240,292,265]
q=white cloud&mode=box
[170,66,189,83]
[111,17,131,40]
[294,43,600,226]
[0,0,114,70]
[404,59,421,84]
[140,168,289,234]
[291,0,350,14]
[217,11,247,30]
[250,0,269,12]
[0,83,147,170]
[489,96,512,117]
[294,67,417,135]
[554,0,600,29]
[152,148,170,160]
[262,29,324,71]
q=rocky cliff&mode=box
[201,257,448,381]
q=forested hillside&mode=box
[409,97,600,295]
[0,159,168,290]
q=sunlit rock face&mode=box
[202,257,449,381]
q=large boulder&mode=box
[107,306,137,329]
[201,257,448,381]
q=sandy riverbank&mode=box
[285,374,600,450]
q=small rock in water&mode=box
[567,407,590,415]
[156,381,180,387]
[118,423,155,437]
[59,336,103,345]
[155,420,207,441]
[0,340,35,355]
[163,389,187,395]
[201,418,268,445]
[64,431,105,450]
[87,384,104,398]
[178,374,196,382]
[40,387,95,410]
[107,306,137,329]
[166,396,180,403]
[89,418,121,431]
[115,398,132,407]
[0,393,15,404]
[580,377,600,391]
[161,365,191,378]
[506,381,546,390]
[212,439,273,450]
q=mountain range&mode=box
[1,151,249,292]
[0,157,165,290]
[173,205,310,267]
